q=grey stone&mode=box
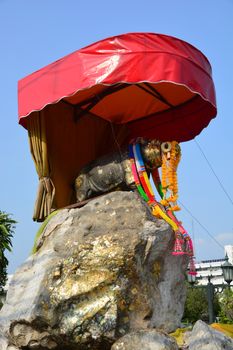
[111,329,179,350]
[0,336,8,350]
[0,337,20,350]
[187,320,233,350]
[0,192,188,349]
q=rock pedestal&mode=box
[0,192,188,350]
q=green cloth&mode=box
[31,210,59,254]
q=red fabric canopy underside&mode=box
[18,32,217,142]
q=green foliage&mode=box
[218,288,233,324]
[183,285,208,323]
[0,211,16,291]
[183,284,220,324]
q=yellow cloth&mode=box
[28,111,55,221]
[152,205,178,231]
[170,328,190,347]
[211,323,233,338]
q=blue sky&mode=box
[1,0,232,273]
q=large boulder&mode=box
[186,320,233,350]
[111,329,179,350]
[0,192,188,350]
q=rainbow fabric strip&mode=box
[129,143,178,231]
[129,141,196,275]
[129,145,149,202]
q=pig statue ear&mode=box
[161,142,172,153]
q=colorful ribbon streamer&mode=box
[129,141,196,275]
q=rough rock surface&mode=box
[111,329,179,350]
[0,191,188,350]
[187,320,233,350]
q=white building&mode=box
[195,245,233,286]
[225,245,233,264]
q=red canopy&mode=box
[18,33,217,219]
[18,32,216,142]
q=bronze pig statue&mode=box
[75,139,166,202]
